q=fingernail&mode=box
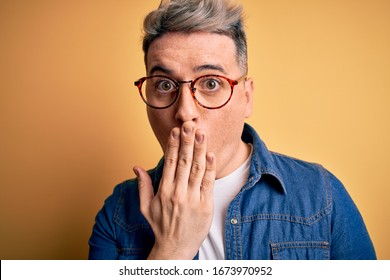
[207,154,214,164]
[172,128,180,139]
[133,167,139,177]
[195,132,204,144]
[183,125,193,135]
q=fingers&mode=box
[174,124,196,188]
[188,129,207,191]
[161,127,180,184]
[134,166,154,217]
[161,122,213,197]
[200,152,216,204]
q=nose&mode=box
[174,83,200,123]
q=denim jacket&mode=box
[89,124,376,260]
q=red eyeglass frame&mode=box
[134,74,247,109]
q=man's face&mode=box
[146,32,253,177]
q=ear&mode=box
[244,77,254,118]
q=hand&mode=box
[133,122,216,259]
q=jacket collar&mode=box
[242,123,286,194]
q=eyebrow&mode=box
[149,64,227,76]
[149,65,173,76]
[194,64,227,75]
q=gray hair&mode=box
[142,0,248,74]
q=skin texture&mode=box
[133,31,254,259]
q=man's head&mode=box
[138,0,254,178]
[142,0,248,75]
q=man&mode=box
[89,0,376,260]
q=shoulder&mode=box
[268,151,339,194]
[110,163,162,207]
[244,123,341,195]
[265,152,337,223]
[112,178,140,201]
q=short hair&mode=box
[142,0,248,74]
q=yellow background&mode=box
[0,0,389,259]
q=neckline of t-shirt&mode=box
[215,143,253,187]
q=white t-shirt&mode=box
[199,145,252,260]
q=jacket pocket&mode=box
[271,241,330,260]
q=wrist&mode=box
[147,243,196,260]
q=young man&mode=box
[89,0,376,260]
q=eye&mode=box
[156,80,175,92]
[198,77,221,92]
[205,80,218,90]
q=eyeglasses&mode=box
[134,74,247,109]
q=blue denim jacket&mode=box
[89,124,376,260]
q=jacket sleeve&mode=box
[328,172,376,259]
[88,186,121,260]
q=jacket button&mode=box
[231,218,238,225]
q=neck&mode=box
[215,140,251,179]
